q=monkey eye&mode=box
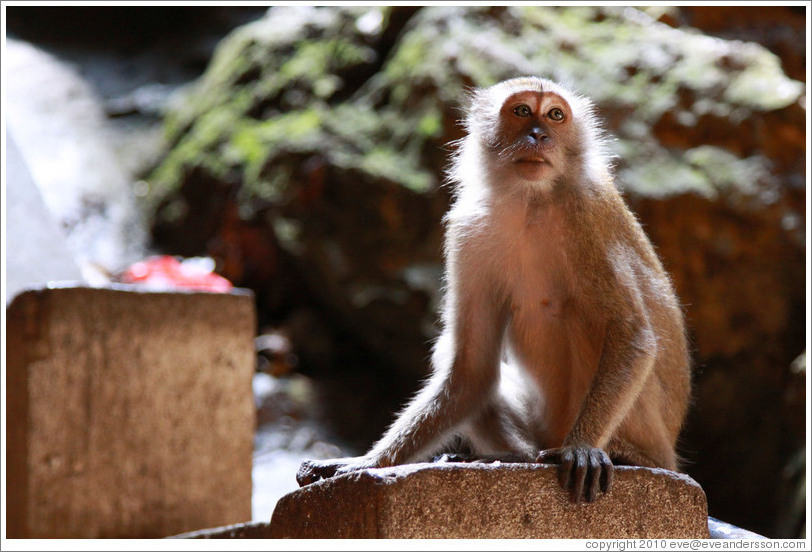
[513,104,533,117]
[548,107,565,121]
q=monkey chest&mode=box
[502,243,574,323]
[505,265,607,409]
[508,283,569,322]
[500,239,606,363]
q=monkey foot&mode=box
[296,458,340,486]
[536,445,614,503]
[431,452,477,463]
[296,456,381,487]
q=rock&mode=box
[268,463,710,539]
[172,517,771,540]
[169,499,773,541]
[169,521,273,539]
[6,285,256,538]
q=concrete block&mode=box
[269,463,710,539]
[169,521,273,539]
[6,285,256,538]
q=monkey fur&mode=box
[297,77,692,503]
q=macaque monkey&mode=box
[297,77,691,503]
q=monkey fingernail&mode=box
[558,463,572,490]
[602,466,614,493]
[589,471,601,502]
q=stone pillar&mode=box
[269,463,711,539]
[6,285,256,538]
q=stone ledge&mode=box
[170,521,274,539]
[6,285,256,538]
[268,463,710,539]
[169,516,768,540]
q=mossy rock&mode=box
[145,2,804,388]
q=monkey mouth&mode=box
[516,156,548,165]
[513,155,554,181]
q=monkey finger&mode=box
[600,452,614,494]
[535,448,563,465]
[571,448,588,504]
[587,456,605,503]
[557,448,576,493]
[587,466,599,502]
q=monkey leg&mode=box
[605,437,672,469]
[462,398,537,460]
[432,452,477,463]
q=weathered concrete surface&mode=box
[5,285,256,538]
[168,517,769,540]
[268,463,710,539]
[169,520,274,539]
[168,508,770,540]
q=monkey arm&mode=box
[565,312,657,450]
[362,223,511,466]
[366,273,510,467]
[536,315,656,503]
[296,341,503,488]
[565,238,661,449]
[538,251,658,503]
[297,240,509,487]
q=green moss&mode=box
[149,105,245,206]
[255,108,324,144]
[357,147,433,192]
[280,38,373,82]
[417,107,443,138]
[683,145,767,194]
[724,44,805,110]
[618,143,769,199]
[382,31,432,84]
[620,154,714,199]
[147,5,803,221]
[234,109,328,202]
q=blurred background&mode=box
[4,5,807,539]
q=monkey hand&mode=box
[536,445,614,503]
[296,456,381,487]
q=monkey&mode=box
[297,76,692,503]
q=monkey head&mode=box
[463,77,608,190]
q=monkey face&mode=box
[494,90,574,182]
[464,77,598,190]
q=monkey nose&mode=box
[529,128,549,143]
